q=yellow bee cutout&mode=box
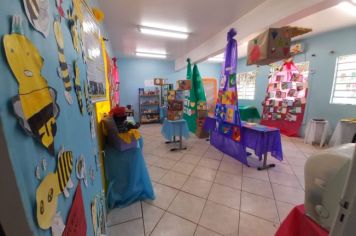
[3,33,60,155]
[36,148,74,229]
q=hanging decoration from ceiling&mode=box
[183,59,197,132]
[260,60,309,136]
[109,57,119,108]
[54,18,73,104]
[73,61,84,114]
[23,0,50,37]
[62,183,87,236]
[3,17,60,155]
[36,148,73,229]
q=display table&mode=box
[238,105,261,121]
[161,119,190,151]
[104,138,155,209]
[329,119,356,146]
[304,119,330,147]
[204,117,283,169]
[276,205,328,236]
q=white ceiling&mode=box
[99,0,267,59]
[99,0,356,63]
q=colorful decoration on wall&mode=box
[51,212,66,236]
[54,18,73,104]
[56,0,65,17]
[109,57,119,107]
[76,154,88,187]
[92,8,105,23]
[73,61,84,114]
[84,81,93,116]
[3,28,60,155]
[72,0,84,23]
[62,183,87,236]
[214,29,242,141]
[36,148,73,229]
[91,198,98,236]
[260,60,309,136]
[23,0,50,37]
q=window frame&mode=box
[236,71,257,100]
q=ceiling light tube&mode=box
[136,52,167,59]
[337,1,356,16]
[138,26,189,39]
[208,57,224,62]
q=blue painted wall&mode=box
[0,0,110,235]
[236,26,356,134]
[118,57,221,120]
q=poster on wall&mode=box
[81,1,107,102]
[260,60,309,136]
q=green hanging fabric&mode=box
[183,58,197,133]
[193,64,206,103]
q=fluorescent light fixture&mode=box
[337,1,356,16]
[208,53,224,62]
[138,26,189,39]
[136,52,167,59]
[136,48,167,55]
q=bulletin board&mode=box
[81,1,107,102]
[260,61,309,136]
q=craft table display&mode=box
[329,119,356,146]
[260,61,309,136]
[275,205,328,236]
[161,119,190,151]
[204,117,283,169]
[102,117,155,209]
[238,105,261,121]
[304,119,330,147]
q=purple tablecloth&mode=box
[204,117,283,166]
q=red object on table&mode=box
[275,205,329,236]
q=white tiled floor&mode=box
[107,124,324,236]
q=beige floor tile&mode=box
[182,176,213,198]
[181,153,203,165]
[272,184,304,205]
[107,202,142,226]
[151,212,197,236]
[238,212,279,236]
[203,151,223,161]
[198,158,221,170]
[148,166,168,182]
[142,202,164,235]
[241,177,274,199]
[171,161,196,175]
[144,154,160,165]
[268,171,302,189]
[187,147,208,156]
[159,171,189,189]
[146,183,178,210]
[199,201,239,235]
[108,218,144,236]
[285,156,307,167]
[242,166,269,181]
[165,151,185,161]
[208,183,241,210]
[218,161,243,176]
[276,201,295,223]
[214,171,242,190]
[240,191,279,223]
[153,157,177,169]
[268,163,294,175]
[194,226,222,236]
[168,191,206,223]
[191,166,217,181]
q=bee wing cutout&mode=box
[12,95,33,135]
[49,87,60,119]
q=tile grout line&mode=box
[140,201,146,236]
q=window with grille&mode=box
[330,54,356,105]
[237,71,257,100]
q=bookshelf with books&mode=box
[139,88,160,124]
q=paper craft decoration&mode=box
[177,80,191,90]
[63,183,87,236]
[247,28,292,66]
[154,78,164,86]
[84,82,93,116]
[73,61,84,114]
[23,0,50,37]
[51,212,65,236]
[36,148,73,229]
[261,60,309,136]
[56,0,65,17]
[214,29,242,142]
[4,30,60,155]
[76,155,88,187]
[54,18,73,104]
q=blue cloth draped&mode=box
[161,119,190,141]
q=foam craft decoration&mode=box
[91,198,98,236]
[56,0,65,17]
[51,212,66,236]
[3,32,60,155]
[247,28,292,66]
[73,61,84,114]
[23,0,50,37]
[54,18,73,104]
[62,183,87,236]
